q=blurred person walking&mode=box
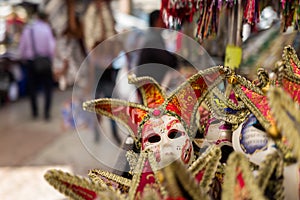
[18,10,55,121]
[53,14,86,91]
[137,10,178,84]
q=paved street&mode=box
[0,88,126,199]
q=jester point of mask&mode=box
[278,45,300,104]
[220,66,279,138]
[83,66,224,168]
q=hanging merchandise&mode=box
[161,0,196,30]
[161,0,299,41]
[281,0,300,31]
[195,0,221,40]
[243,0,260,25]
[161,0,223,40]
[160,0,247,41]
[84,0,116,51]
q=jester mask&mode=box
[83,66,224,169]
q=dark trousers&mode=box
[26,60,53,119]
[94,67,122,144]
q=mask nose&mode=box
[161,132,171,147]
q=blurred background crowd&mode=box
[0,0,299,107]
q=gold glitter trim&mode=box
[218,66,272,129]
[205,87,248,124]
[220,66,273,133]
[126,150,139,175]
[268,87,300,161]
[161,159,209,200]
[88,169,131,193]
[44,169,115,200]
[128,151,148,200]
[189,145,221,193]
[233,85,271,131]
[222,152,266,200]
[147,151,168,198]
[256,152,284,200]
[83,98,150,140]
[164,66,225,137]
[128,75,167,107]
[277,45,300,86]
[83,66,224,142]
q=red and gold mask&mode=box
[83,66,223,168]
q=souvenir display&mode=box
[161,0,299,39]
[45,46,300,199]
[46,67,225,199]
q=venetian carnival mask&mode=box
[44,46,300,200]
[232,114,276,165]
[83,66,223,169]
[142,115,194,168]
[204,117,232,147]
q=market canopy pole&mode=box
[224,0,244,70]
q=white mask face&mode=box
[204,118,232,147]
[232,114,276,165]
[141,115,194,168]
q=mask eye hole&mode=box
[168,130,184,139]
[148,134,161,143]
